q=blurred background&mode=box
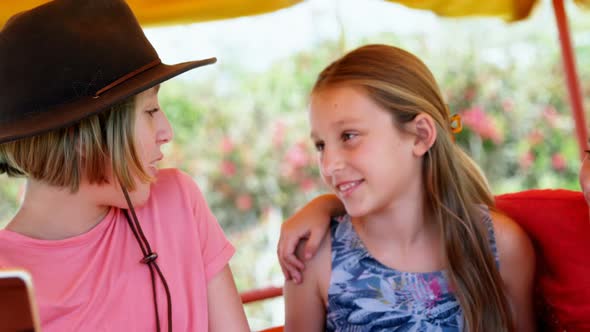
[1,0,589,329]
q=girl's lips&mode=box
[336,180,364,197]
[147,155,163,176]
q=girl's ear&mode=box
[411,113,437,157]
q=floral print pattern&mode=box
[327,208,497,332]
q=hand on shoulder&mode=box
[291,225,332,287]
[278,194,343,283]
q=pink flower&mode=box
[460,107,503,144]
[527,130,544,146]
[221,160,236,177]
[284,142,310,169]
[235,194,253,211]
[519,151,534,170]
[299,178,316,193]
[221,137,234,154]
[551,153,567,171]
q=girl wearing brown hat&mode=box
[0,0,250,331]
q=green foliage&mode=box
[0,7,589,329]
[1,27,589,231]
[152,31,590,236]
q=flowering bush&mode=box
[1,31,587,242]
[152,35,590,237]
[435,40,585,192]
[1,18,589,330]
[159,77,327,233]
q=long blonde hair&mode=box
[313,44,513,331]
[0,98,151,192]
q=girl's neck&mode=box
[351,189,444,273]
[6,180,111,240]
[353,186,436,249]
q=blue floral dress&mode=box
[326,207,498,332]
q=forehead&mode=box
[312,86,366,109]
[310,86,388,122]
[309,85,395,137]
[135,85,160,105]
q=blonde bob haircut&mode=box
[0,97,151,192]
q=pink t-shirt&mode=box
[0,168,235,331]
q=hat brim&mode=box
[0,57,216,144]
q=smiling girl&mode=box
[282,44,535,331]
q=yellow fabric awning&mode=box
[0,0,304,27]
[387,0,538,22]
[1,0,588,28]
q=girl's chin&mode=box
[342,204,367,218]
[147,166,158,177]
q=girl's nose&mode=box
[320,148,345,177]
[157,110,174,144]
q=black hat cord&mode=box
[121,186,172,332]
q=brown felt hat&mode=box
[0,0,216,144]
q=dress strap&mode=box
[478,205,500,268]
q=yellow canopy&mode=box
[1,0,588,27]
[0,0,304,27]
[388,0,537,22]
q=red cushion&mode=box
[258,327,283,332]
[495,189,590,331]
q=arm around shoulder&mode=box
[278,194,343,283]
[490,210,536,332]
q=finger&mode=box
[278,257,291,280]
[278,239,305,279]
[285,229,309,256]
[285,252,305,270]
[302,229,323,260]
[277,232,292,275]
[278,231,307,266]
[288,268,302,284]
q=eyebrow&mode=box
[309,118,362,139]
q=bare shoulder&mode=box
[489,209,534,264]
[490,206,537,330]
[284,220,332,331]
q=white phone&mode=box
[0,269,41,332]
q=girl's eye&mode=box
[585,150,590,154]
[342,132,357,141]
[146,108,160,117]
[314,141,325,152]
